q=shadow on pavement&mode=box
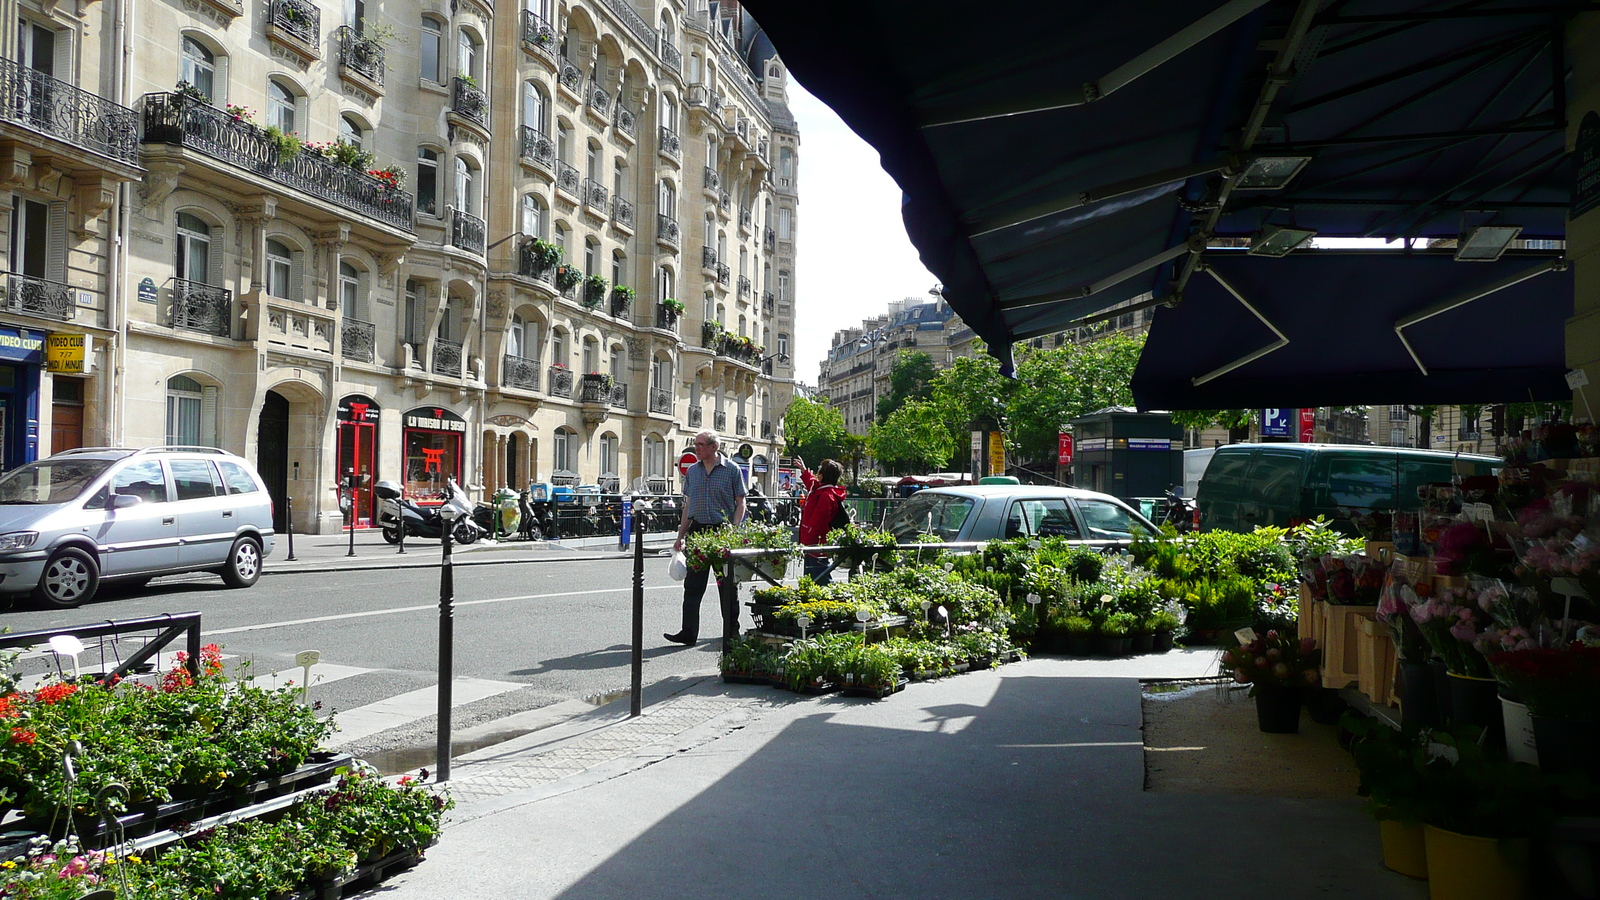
[509,643,702,675]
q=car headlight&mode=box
[0,532,39,552]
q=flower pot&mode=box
[1531,715,1599,778]
[1065,635,1092,656]
[1400,662,1442,728]
[1304,686,1347,725]
[1422,825,1528,900]
[1095,635,1128,656]
[1379,820,1428,879]
[1254,683,1302,734]
[739,557,789,583]
[1130,633,1154,654]
[1429,657,1453,726]
[1152,630,1174,653]
[1499,697,1538,767]
[1448,673,1505,755]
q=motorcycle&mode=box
[520,482,555,540]
[746,488,774,525]
[471,487,522,539]
[376,477,482,545]
[1159,487,1199,534]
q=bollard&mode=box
[436,512,456,782]
[396,509,406,555]
[630,512,644,718]
[346,488,357,558]
[284,497,296,561]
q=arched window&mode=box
[417,147,439,216]
[659,179,676,216]
[553,221,569,257]
[521,193,547,239]
[716,231,726,265]
[454,156,476,214]
[609,344,625,380]
[645,434,665,478]
[267,79,296,133]
[599,433,619,480]
[739,246,747,279]
[582,335,598,373]
[457,28,479,80]
[738,314,746,337]
[551,326,567,366]
[175,212,212,284]
[181,37,217,101]
[522,81,547,134]
[508,312,526,358]
[166,374,216,447]
[557,120,573,163]
[339,114,364,150]
[611,250,624,288]
[658,265,674,302]
[612,159,627,201]
[339,261,364,318]
[420,17,443,83]
[553,427,575,473]
[584,238,598,275]
[265,239,293,299]
[703,294,714,322]
[585,140,600,182]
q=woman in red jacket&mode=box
[796,457,847,584]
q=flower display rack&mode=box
[272,846,426,900]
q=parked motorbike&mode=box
[1159,487,1199,534]
[376,477,482,544]
[746,487,774,525]
[470,487,522,539]
[519,484,552,541]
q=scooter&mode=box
[1159,487,1199,534]
[376,477,482,544]
[520,482,555,540]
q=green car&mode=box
[1195,443,1500,534]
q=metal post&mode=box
[436,516,455,782]
[396,507,406,555]
[285,497,296,561]
[629,513,644,718]
[346,487,357,558]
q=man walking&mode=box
[665,430,746,649]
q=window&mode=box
[454,155,476,214]
[703,294,713,321]
[181,37,216,101]
[553,428,575,473]
[521,193,547,238]
[339,114,363,150]
[457,28,479,80]
[403,279,423,345]
[265,239,292,299]
[584,238,598,275]
[777,333,788,356]
[175,213,211,284]
[551,328,566,366]
[885,494,974,541]
[585,141,599,182]
[170,459,222,501]
[508,313,525,358]
[417,147,439,216]
[165,374,216,447]
[1003,499,1081,539]
[339,261,363,318]
[777,207,792,239]
[1075,498,1141,540]
[582,336,598,373]
[110,459,169,505]
[659,179,676,216]
[557,121,573,163]
[553,222,569,258]
[659,93,677,132]
[420,17,443,82]
[10,197,56,280]
[778,146,794,185]
[777,270,789,299]
[267,79,296,134]
[600,434,618,478]
[658,265,674,301]
[610,345,624,379]
[645,435,665,478]
[611,250,624,288]
[216,460,259,494]
[523,81,547,134]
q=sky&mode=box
[785,81,937,386]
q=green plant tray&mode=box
[842,677,907,699]
[270,845,425,900]
[791,680,839,696]
[720,672,773,686]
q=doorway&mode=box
[257,390,289,531]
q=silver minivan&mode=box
[0,447,276,607]
[883,486,1158,549]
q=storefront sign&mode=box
[1576,111,1600,218]
[44,334,86,374]
[987,431,1005,475]
[1057,433,1073,465]
[338,394,381,423]
[137,277,158,304]
[403,407,466,432]
[1127,438,1176,451]
[0,327,44,364]
[1298,408,1316,443]
[752,453,769,474]
[737,443,754,460]
[1261,408,1294,438]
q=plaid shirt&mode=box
[683,453,747,525]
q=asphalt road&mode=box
[0,553,728,760]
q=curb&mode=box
[264,536,677,575]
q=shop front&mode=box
[402,406,466,503]
[337,395,381,527]
[0,326,44,471]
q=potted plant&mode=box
[1062,615,1094,656]
[610,285,634,315]
[581,274,608,307]
[684,521,797,583]
[1412,592,1502,750]
[825,522,897,573]
[660,297,685,316]
[1097,613,1134,657]
[264,125,303,161]
[1343,715,1431,878]
[173,80,210,105]
[367,165,405,189]
[1147,608,1181,653]
[1488,645,1600,777]
[554,265,582,293]
[1221,630,1321,733]
[701,319,721,346]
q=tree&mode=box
[1007,334,1145,460]
[868,400,955,474]
[929,351,1013,468]
[782,396,847,464]
[876,350,939,424]
[1406,405,1438,449]
[1169,409,1256,440]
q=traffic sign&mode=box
[677,451,698,476]
[1261,408,1293,438]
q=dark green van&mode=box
[1196,444,1500,533]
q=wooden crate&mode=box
[1297,583,1318,646]
[1321,603,1378,690]
[1356,615,1398,707]
[1364,541,1397,564]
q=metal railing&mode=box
[657,214,680,247]
[503,353,542,390]
[716,263,730,285]
[547,365,574,398]
[579,374,613,403]
[521,11,558,58]
[615,104,636,139]
[582,177,609,212]
[659,126,681,159]
[610,382,628,409]
[717,189,731,213]
[268,0,319,45]
[0,612,203,684]
[4,272,75,322]
[600,0,657,48]
[556,160,580,195]
[764,227,776,251]
[168,277,232,337]
[650,386,672,415]
[452,77,488,127]
[609,288,632,317]
[660,40,682,72]
[738,276,751,297]
[701,246,718,270]
[703,166,720,191]
[612,196,634,229]
[713,410,727,431]
[761,420,773,439]
[655,303,679,329]
[558,60,583,94]
[432,338,463,377]
[0,59,138,164]
[518,241,555,281]
[588,83,612,117]
[336,26,384,85]
[739,206,752,232]
[451,207,485,255]
[762,291,775,313]
[688,407,702,427]
[521,126,554,168]
[735,415,747,435]
[142,94,414,230]
[341,317,374,362]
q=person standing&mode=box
[796,457,848,584]
[665,430,747,649]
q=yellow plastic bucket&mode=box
[1423,825,1528,900]
[1380,820,1427,879]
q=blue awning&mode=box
[742,0,1572,399]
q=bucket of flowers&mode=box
[1221,629,1321,733]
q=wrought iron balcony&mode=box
[762,291,775,313]
[141,94,414,230]
[764,227,776,251]
[610,383,628,409]
[341,317,374,362]
[650,387,672,415]
[609,287,632,317]
[518,242,555,282]
[451,77,488,128]
[503,353,542,390]
[660,40,682,73]
[432,338,463,377]
[520,126,554,169]
[655,303,680,329]
[547,365,573,398]
[336,26,384,86]
[168,277,232,337]
[521,11,557,59]
[688,407,702,428]
[579,373,613,403]
[0,59,138,165]
[739,206,752,232]
[268,0,319,46]
[582,178,609,213]
[717,190,731,213]
[702,321,719,348]
[658,126,681,160]
[4,272,75,322]
[451,207,485,255]
[612,196,634,229]
[761,420,773,439]
[737,276,751,297]
[615,104,636,139]
[588,84,612,117]
[713,410,726,432]
[716,264,730,285]
[556,161,580,195]
[657,214,680,247]
[735,416,747,436]
[558,60,583,94]
[703,166,720,191]
[701,246,718,270]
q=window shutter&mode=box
[355,270,369,320]
[200,385,219,447]
[52,29,71,83]
[209,226,224,288]
[46,202,66,282]
[289,249,305,303]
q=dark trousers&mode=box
[681,521,739,641]
[803,554,833,586]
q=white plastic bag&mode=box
[668,551,689,581]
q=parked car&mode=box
[0,447,276,608]
[1195,443,1501,534]
[882,486,1158,549]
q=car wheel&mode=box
[221,537,263,588]
[34,547,99,609]
[381,526,401,544]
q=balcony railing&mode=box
[451,77,489,128]
[547,365,573,398]
[579,373,613,403]
[615,104,636,139]
[518,242,555,282]
[521,11,558,59]
[336,26,384,85]
[520,126,554,169]
[660,40,682,73]
[610,383,628,409]
[655,303,679,329]
[650,387,672,415]
[341,317,375,362]
[612,196,634,229]
[657,214,680,247]
[703,166,720,191]
[713,410,726,432]
[688,407,702,428]
[701,247,718,270]
[141,94,414,230]
[3,273,75,322]
[702,321,719,348]
[269,0,319,46]
[763,291,775,313]
[601,0,657,47]
[717,189,731,213]
[761,420,773,439]
[451,207,485,255]
[503,353,542,390]
[582,178,609,213]
[558,60,583,94]
[168,277,232,337]
[739,206,752,232]
[737,276,751,297]
[716,264,730,285]
[432,338,463,377]
[658,126,681,160]
[609,287,632,317]
[735,416,747,436]
[588,83,612,117]
[764,227,776,251]
[0,59,139,165]
[556,161,580,195]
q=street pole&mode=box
[346,483,357,558]
[284,497,296,561]
[630,513,644,718]
[436,513,455,782]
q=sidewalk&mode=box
[264,528,676,575]
[376,652,1425,900]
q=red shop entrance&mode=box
[337,395,380,527]
[402,406,466,503]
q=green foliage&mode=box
[1008,333,1145,460]
[1169,409,1255,432]
[782,395,849,464]
[868,399,955,473]
[555,265,582,291]
[660,296,685,314]
[876,350,939,424]
[683,521,796,572]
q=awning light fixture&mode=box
[1248,224,1316,257]
[1235,156,1312,191]
[1454,225,1523,262]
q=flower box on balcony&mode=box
[581,275,608,308]
[609,286,634,317]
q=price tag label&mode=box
[1464,502,1495,523]
[1234,627,1258,645]
[1569,368,1591,390]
